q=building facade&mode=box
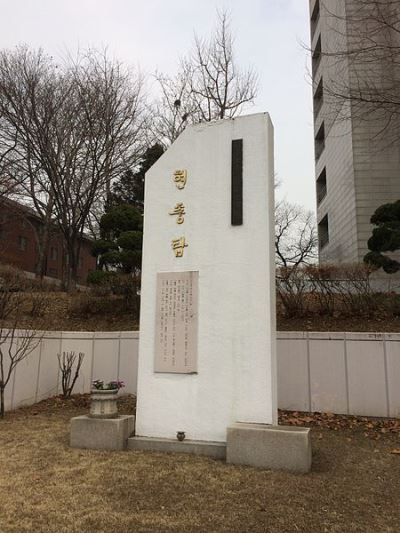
[0,200,96,285]
[310,0,400,264]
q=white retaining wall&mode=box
[277,331,400,418]
[2,331,139,412]
[2,330,400,418]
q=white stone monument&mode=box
[129,113,311,472]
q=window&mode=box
[318,214,329,249]
[316,168,327,205]
[315,122,325,160]
[18,236,27,251]
[0,228,5,240]
[311,0,320,39]
[312,35,322,77]
[313,78,323,119]
[49,268,58,278]
[50,247,58,261]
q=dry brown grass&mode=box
[0,398,400,532]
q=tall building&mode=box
[309,0,400,264]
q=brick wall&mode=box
[0,202,96,284]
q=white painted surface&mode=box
[36,333,61,403]
[386,333,400,418]
[136,113,277,442]
[277,333,309,411]
[120,331,139,392]
[346,333,388,417]
[92,333,119,385]
[309,333,347,414]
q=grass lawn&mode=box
[0,396,400,532]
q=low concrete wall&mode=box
[2,330,400,418]
[277,332,400,418]
[3,331,139,412]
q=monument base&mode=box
[127,436,226,460]
[226,423,312,473]
[70,415,135,451]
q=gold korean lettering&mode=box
[171,237,188,258]
[173,169,187,190]
[169,202,186,224]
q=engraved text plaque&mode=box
[154,271,198,373]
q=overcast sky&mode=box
[0,0,315,210]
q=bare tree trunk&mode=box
[35,227,51,281]
[64,252,76,293]
[64,238,81,292]
[0,386,4,419]
[37,196,55,280]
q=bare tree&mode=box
[187,10,258,121]
[0,131,21,200]
[150,71,193,146]
[153,10,258,145]
[0,48,59,278]
[0,46,148,290]
[0,269,44,417]
[275,200,318,269]
[57,351,85,399]
[50,50,147,290]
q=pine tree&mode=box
[364,200,400,274]
[112,143,164,211]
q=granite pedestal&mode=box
[226,423,312,473]
[70,415,135,451]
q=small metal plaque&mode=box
[154,271,198,373]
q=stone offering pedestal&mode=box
[89,389,119,419]
[70,415,135,451]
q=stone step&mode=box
[127,435,226,460]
